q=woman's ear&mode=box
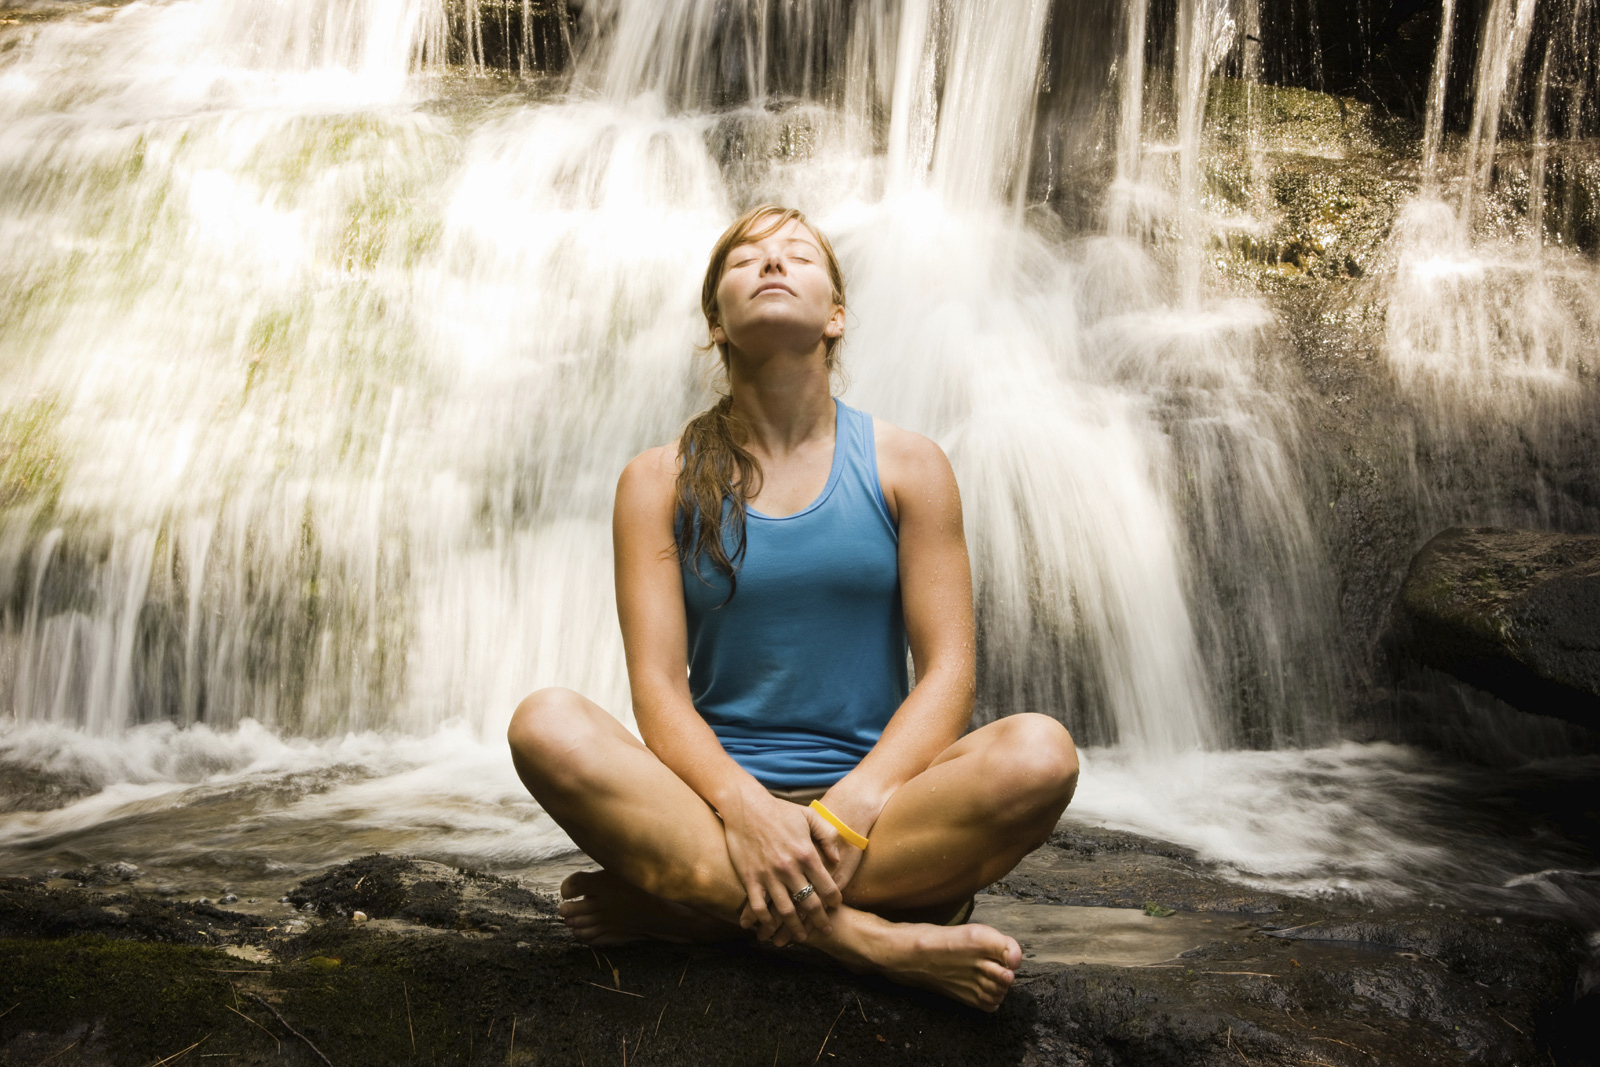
[824,304,845,339]
[709,318,727,345]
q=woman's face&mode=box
[710,217,844,359]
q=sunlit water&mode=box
[0,0,1596,964]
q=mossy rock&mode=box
[1391,526,1600,726]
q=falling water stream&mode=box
[0,0,1596,950]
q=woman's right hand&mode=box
[719,786,843,945]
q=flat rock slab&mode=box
[972,900,1221,968]
[1393,526,1600,726]
[0,833,1594,1066]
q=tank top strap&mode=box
[834,400,897,538]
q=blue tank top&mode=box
[682,399,909,788]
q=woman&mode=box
[507,205,1079,1012]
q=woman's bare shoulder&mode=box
[616,444,681,520]
[870,417,959,529]
[871,417,955,485]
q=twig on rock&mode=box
[243,992,335,1067]
[403,981,416,1053]
[226,1004,280,1052]
[147,1035,209,1067]
[585,981,644,997]
[815,1003,848,1063]
[1225,1025,1252,1065]
[37,1039,79,1065]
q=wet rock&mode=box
[1,853,1593,1066]
[61,861,140,886]
[441,0,573,73]
[285,853,556,936]
[0,879,268,946]
[1391,527,1600,727]
[0,760,96,813]
[992,829,1288,915]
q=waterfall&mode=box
[0,0,1401,771]
[1,0,1596,910]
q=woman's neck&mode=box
[725,348,835,456]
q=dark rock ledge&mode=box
[1,833,1594,1066]
[1391,527,1600,729]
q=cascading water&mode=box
[1385,0,1600,421]
[0,0,1593,930]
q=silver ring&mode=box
[790,883,815,905]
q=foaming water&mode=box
[0,720,571,881]
[5,718,1592,922]
[1072,743,1600,907]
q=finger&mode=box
[818,835,841,867]
[801,857,843,912]
[747,887,783,941]
[804,809,843,865]
[767,879,806,943]
[795,890,831,935]
[742,882,771,933]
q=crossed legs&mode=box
[506,688,1079,1010]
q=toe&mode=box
[560,869,605,899]
[558,897,598,918]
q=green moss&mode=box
[0,937,243,1063]
[0,397,64,511]
[0,933,509,1066]
[1206,78,1375,157]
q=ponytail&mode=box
[675,396,761,600]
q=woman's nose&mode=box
[760,250,787,273]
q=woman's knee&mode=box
[506,687,606,795]
[987,713,1079,818]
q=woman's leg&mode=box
[506,687,1024,1010]
[843,713,1079,914]
[506,687,745,945]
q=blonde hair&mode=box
[675,205,847,599]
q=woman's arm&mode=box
[816,423,976,865]
[613,446,842,942]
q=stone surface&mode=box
[1,841,1594,1066]
[1391,526,1600,727]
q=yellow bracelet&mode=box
[810,800,869,850]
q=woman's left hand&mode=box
[812,787,882,893]
[734,787,882,934]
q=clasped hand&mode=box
[722,791,852,947]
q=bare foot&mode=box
[826,909,1021,1012]
[558,869,739,946]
